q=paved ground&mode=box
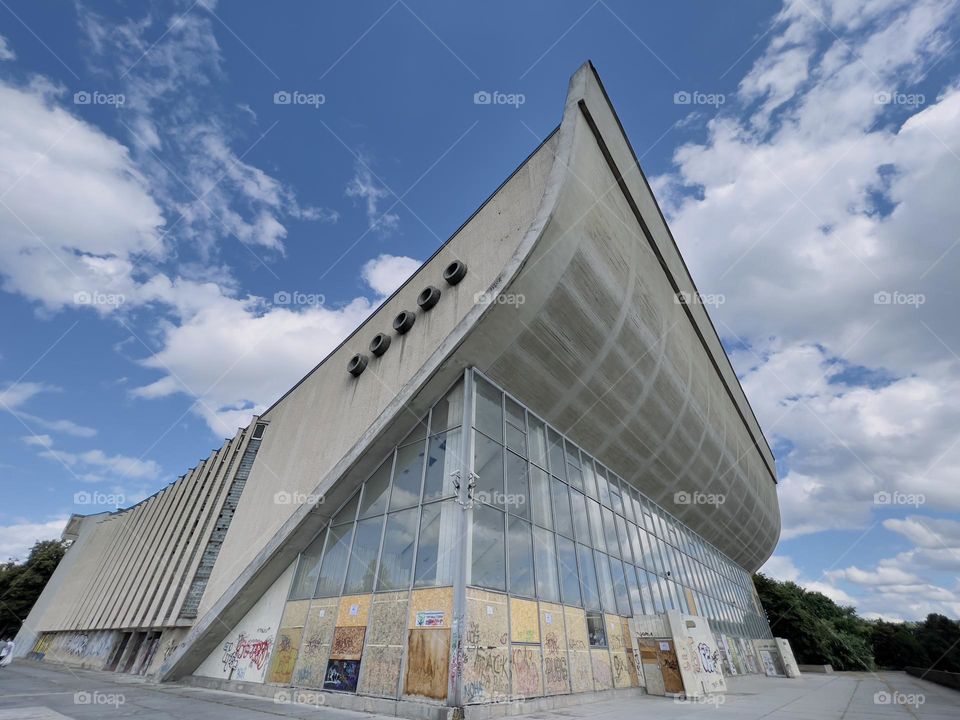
[0,662,956,719]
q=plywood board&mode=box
[539,601,569,695]
[591,648,613,690]
[563,606,588,651]
[291,599,337,689]
[357,644,404,698]
[568,644,594,694]
[463,646,510,704]
[511,645,543,698]
[509,598,540,643]
[466,588,509,647]
[329,626,366,660]
[611,651,636,688]
[403,628,450,701]
[605,613,625,652]
[279,599,311,628]
[408,586,453,629]
[336,594,371,627]
[366,591,409,647]
[266,627,302,685]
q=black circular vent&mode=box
[347,353,368,377]
[393,310,416,334]
[443,260,468,286]
[369,333,391,357]
[417,286,441,311]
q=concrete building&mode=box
[17,63,792,716]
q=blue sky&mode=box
[1,0,959,622]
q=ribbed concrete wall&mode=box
[18,423,255,640]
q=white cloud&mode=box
[0,34,15,61]
[28,435,161,482]
[346,157,400,235]
[361,254,421,297]
[760,553,858,605]
[1,382,97,439]
[0,517,68,562]
[0,382,53,410]
[22,434,53,448]
[759,553,802,582]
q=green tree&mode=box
[871,620,928,670]
[0,539,67,638]
[914,614,960,672]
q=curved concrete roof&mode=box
[162,61,780,680]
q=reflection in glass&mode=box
[377,508,418,591]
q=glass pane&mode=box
[615,515,632,563]
[551,477,574,538]
[423,429,461,502]
[377,508,419,591]
[315,523,353,597]
[581,458,598,500]
[391,442,425,510]
[508,516,535,598]
[626,563,643,615]
[343,515,384,594]
[474,432,504,509]
[556,535,581,606]
[596,467,612,507]
[547,429,565,479]
[639,568,660,613]
[401,414,430,447]
[505,396,525,430]
[609,477,624,516]
[333,491,360,525]
[570,489,590,543]
[471,504,506,591]
[529,465,552,530]
[430,380,464,435]
[566,462,583,491]
[289,531,326,600]
[414,500,456,587]
[587,498,606,552]
[629,523,643,567]
[359,456,392,518]
[533,527,559,602]
[594,550,616,612]
[505,423,527,458]
[527,415,548,469]
[586,611,606,647]
[602,507,620,557]
[577,543,601,611]
[474,376,503,442]
[609,557,631,616]
[505,450,530,518]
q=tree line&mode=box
[753,572,960,672]
[0,540,67,638]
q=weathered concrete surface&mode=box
[3,664,956,719]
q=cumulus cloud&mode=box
[346,157,401,236]
[0,517,68,562]
[0,34,15,61]
[1,381,97,438]
[362,254,421,297]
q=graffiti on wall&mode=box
[221,632,273,678]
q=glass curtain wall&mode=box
[467,370,771,641]
[289,379,464,601]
